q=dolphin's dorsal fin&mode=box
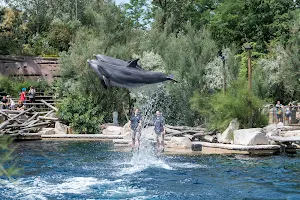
[126,59,140,68]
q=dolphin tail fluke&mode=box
[167,74,178,82]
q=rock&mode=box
[263,124,279,137]
[166,137,192,149]
[122,121,131,134]
[100,123,114,130]
[277,122,284,129]
[55,121,69,134]
[0,115,5,122]
[263,124,277,133]
[102,126,123,135]
[280,126,295,131]
[203,135,217,143]
[39,128,55,135]
[67,127,73,134]
[49,112,58,118]
[218,119,239,144]
[122,132,132,140]
[233,128,268,145]
[282,130,300,137]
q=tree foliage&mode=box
[2,0,300,131]
[210,0,297,49]
[191,79,268,131]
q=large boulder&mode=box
[218,119,239,144]
[55,121,69,134]
[100,123,114,130]
[122,122,131,140]
[122,121,131,133]
[102,126,123,135]
[166,137,192,149]
[233,128,268,145]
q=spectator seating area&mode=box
[0,91,58,111]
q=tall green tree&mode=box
[152,0,221,32]
[210,0,298,49]
[123,0,153,29]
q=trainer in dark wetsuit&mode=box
[153,111,165,152]
[129,108,142,150]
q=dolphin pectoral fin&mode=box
[103,76,111,88]
[167,74,178,82]
[126,59,140,69]
[101,80,108,89]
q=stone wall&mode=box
[0,55,59,82]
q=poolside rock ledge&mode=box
[217,118,239,144]
[233,128,268,145]
[166,137,192,149]
[102,126,123,135]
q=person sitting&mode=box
[16,100,25,111]
[6,95,15,110]
[1,96,9,109]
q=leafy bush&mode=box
[57,93,104,134]
[0,76,15,96]
[191,79,268,131]
[0,76,50,96]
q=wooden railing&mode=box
[267,105,300,125]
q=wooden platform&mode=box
[269,136,300,142]
[41,134,125,140]
[15,133,42,140]
[192,142,281,155]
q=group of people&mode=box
[129,108,165,153]
[275,100,294,124]
[1,86,36,110]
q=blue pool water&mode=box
[1,140,300,200]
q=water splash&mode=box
[117,84,172,175]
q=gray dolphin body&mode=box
[87,57,177,89]
[95,54,143,70]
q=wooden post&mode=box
[41,100,58,112]
[10,107,34,121]
[222,59,226,94]
[248,49,252,91]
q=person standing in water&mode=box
[153,111,165,153]
[129,108,142,151]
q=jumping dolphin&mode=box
[87,58,177,89]
[95,54,143,70]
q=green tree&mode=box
[191,79,268,131]
[210,0,297,49]
[123,0,153,29]
[152,0,221,32]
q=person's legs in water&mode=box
[161,132,165,152]
[156,132,160,152]
[131,129,136,151]
[136,128,142,151]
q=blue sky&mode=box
[115,0,130,5]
